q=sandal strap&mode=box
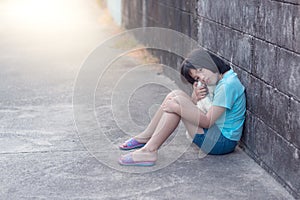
[124,138,139,147]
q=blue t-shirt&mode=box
[212,69,246,141]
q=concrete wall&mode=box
[121,0,300,198]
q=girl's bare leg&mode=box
[165,91,205,138]
[134,90,189,143]
[130,92,205,162]
[173,94,206,137]
[131,112,181,162]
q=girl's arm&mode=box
[199,106,225,128]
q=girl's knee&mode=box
[167,90,186,98]
[163,90,189,106]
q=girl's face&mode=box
[189,68,220,86]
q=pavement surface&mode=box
[0,0,295,199]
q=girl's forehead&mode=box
[189,68,200,76]
[189,69,197,75]
[188,69,198,79]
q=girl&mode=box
[118,49,246,166]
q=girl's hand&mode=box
[162,97,179,114]
[191,82,208,103]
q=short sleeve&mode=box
[212,83,235,109]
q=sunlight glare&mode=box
[3,0,80,30]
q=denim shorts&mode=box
[192,125,237,155]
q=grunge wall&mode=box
[122,0,300,198]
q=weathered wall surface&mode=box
[122,0,300,198]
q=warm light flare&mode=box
[0,0,100,61]
[1,0,82,30]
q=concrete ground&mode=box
[0,0,295,199]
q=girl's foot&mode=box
[133,136,150,144]
[119,148,158,166]
[119,138,146,150]
[132,148,158,162]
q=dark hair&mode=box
[208,52,231,74]
[180,59,196,84]
[180,52,231,85]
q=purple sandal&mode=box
[119,138,146,150]
[118,153,155,166]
